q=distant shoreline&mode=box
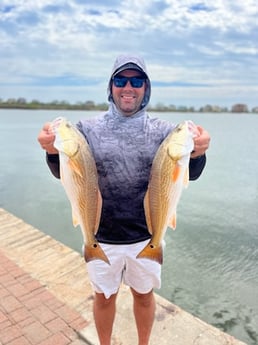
[0,104,257,114]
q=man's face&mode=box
[111,70,146,117]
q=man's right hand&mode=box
[37,122,58,154]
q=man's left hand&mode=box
[191,125,210,158]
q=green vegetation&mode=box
[0,98,109,111]
[0,98,257,113]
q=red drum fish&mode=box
[137,121,196,264]
[52,117,110,265]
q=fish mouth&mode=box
[50,117,64,134]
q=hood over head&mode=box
[107,54,151,110]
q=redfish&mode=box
[52,117,109,265]
[137,121,195,264]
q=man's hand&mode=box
[191,125,210,158]
[37,122,58,154]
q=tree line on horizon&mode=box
[0,97,257,113]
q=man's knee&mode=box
[94,292,117,308]
[130,288,154,307]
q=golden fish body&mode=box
[137,121,194,264]
[52,117,109,264]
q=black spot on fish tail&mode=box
[84,243,110,265]
[136,242,163,264]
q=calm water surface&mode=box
[0,109,257,344]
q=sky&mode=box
[0,0,257,110]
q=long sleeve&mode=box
[46,153,60,179]
[189,154,206,180]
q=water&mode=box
[1,109,257,344]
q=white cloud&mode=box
[0,0,257,108]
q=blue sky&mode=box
[0,0,257,109]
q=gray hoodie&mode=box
[77,54,178,244]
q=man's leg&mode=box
[130,288,156,345]
[93,292,118,345]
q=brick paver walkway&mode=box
[0,250,89,345]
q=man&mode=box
[38,54,210,345]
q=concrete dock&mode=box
[0,208,247,345]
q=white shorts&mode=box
[86,239,162,299]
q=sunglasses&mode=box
[112,76,145,88]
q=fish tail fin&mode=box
[84,243,110,265]
[136,242,163,264]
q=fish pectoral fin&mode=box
[172,163,181,182]
[169,213,177,230]
[68,159,83,178]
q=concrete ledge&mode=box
[0,208,247,345]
